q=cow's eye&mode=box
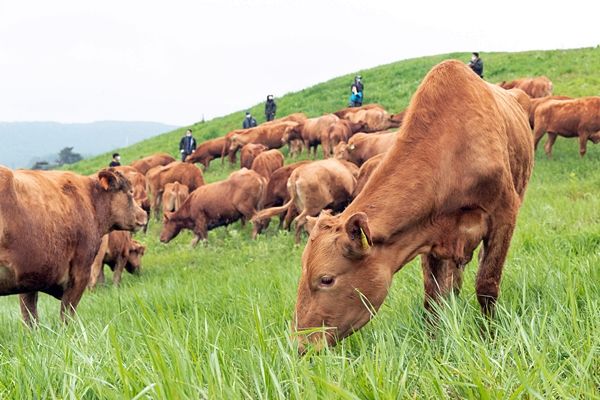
[320,275,335,287]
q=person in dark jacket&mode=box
[179,129,197,161]
[243,112,257,129]
[468,52,484,78]
[265,95,277,121]
[349,75,364,107]
[109,153,121,167]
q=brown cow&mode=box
[499,76,553,98]
[333,104,386,119]
[533,96,600,157]
[334,131,397,166]
[282,114,340,158]
[289,139,304,158]
[226,121,299,164]
[185,137,227,169]
[113,165,151,231]
[293,60,534,353]
[240,143,268,169]
[146,162,205,219]
[160,169,266,246]
[322,120,366,158]
[340,108,401,132]
[162,182,190,214]
[251,161,311,238]
[251,159,359,243]
[353,153,384,196]
[88,231,146,288]
[0,167,147,324]
[131,153,176,175]
[390,110,406,126]
[251,149,285,179]
[528,95,572,128]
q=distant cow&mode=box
[160,169,266,246]
[131,153,176,175]
[499,76,553,98]
[224,121,299,164]
[334,131,397,166]
[162,182,190,214]
[293,60,533,353]
[533,96,600,157]
[251,161,311,238]
[333,104,386,119]
[88,231,146,288]
[146,162,205,219]
[340,108,401,132]
[528,95,572,128]
[252,159,358,243]
[240,143,268,169]
[322,120,366,158]
[185,137,227,169]
[282,114,340,158]
[0,167,147,324]
[353,153,384,197]
[251,149,285,179]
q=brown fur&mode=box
[341,108,400,132]
[334,131,397,166]
[250,149,285,179]
[353,153,384,197]
[499,76,553,98]
[251,159,359,243]
[0,167,147,324]
[88,231,146,288]
[333,104,386,119]
[160,169,266,245]
[322,120,366,158]
[185,137,227,169]
[240,143,268,169]
[528,95,572,128]
[113,166,151,231]
[288,139,305,158]
[294,60,534,352]
[282,114,340,158]
[224,121,300,164]
[533,96,600,157]
[146,162,205,219]
[390,110,406,125]
[162,182,190,214]
[130,153,176,175]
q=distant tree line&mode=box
[32,147,83,170]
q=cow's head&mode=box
[125,240,146,274]
[229,134,245,153]
[294,211,392,354]
[333,142,352,161]
[98,169,147,232]
[160,212,183,243]
[282,123,303,144]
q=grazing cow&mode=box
[162,182,190,214]
[322,120,366,158]
[334,131,397,166]
[240,143,268,169]
[225,121,299,164]
[113,166,151,231]
[528,95,572,128]
[533,96,600,157]
[0,167,148,324]
[293,60,534,353]
[340,108,401,132]
[499,76,553,98]
[282,114,340,158]
[353,153,384,196]
[88,231,146,288]
[333,104,386,119]
[185,137,227,169]
[131,153,176,175]
[146,162,205,219]
[251,149,285,179]
[160,169,266,246]
[251,159,359,243]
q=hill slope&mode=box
[0,47,599,399]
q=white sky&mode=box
[0,0,597,126]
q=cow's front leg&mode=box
[421,254,463,312]
[19,292,39,326]
[60,269,89,322]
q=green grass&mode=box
[1,47,600,399]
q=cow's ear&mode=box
[163,212,171,223]
[341,212,372,259]
[98,170,118,191]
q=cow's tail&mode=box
[251,197,293,224]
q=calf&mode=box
[88,231,146,288]
[185,137,227,169]
[334,131,397,166]
[0,167,147,324]
[251,149,285,179]
[160,169,266,246]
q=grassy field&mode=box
[1,48,599,399]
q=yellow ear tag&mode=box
[360,228,370,249]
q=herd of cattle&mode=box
[0,60,599,352]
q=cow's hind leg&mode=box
[60,272,88,322]
[578,132,589,157]
[421,255,463,312]
[19,292,39,326]
[544,133,558,158]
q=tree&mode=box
[56,147,83,166]
[31,161,50,170]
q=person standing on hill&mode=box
[265,95,277,121]
[179,129,197,161]
[243,112,257,129]
[109,153,121,167]
[468,52,484,78]
[349,75,364,107]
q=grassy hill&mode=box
[1,47,599,399]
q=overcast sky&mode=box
[0,0,597,126]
